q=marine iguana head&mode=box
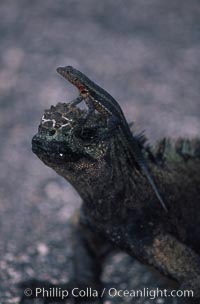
[32,103,112,193]
[32,102,156,215]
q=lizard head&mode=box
[56,66,90,97]
[32,103,110,191]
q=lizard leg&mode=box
[84,96,95,120]
[68,95,83,107]
[78,96,95,127]
[98,115,120,140]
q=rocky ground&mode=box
[0,1,199,303]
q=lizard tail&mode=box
[119,124,168,212]
[140,162,168,212]
[129,134,168,212]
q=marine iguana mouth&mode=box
[32,134,85,164]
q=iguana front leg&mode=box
[144,233,200,299]
[69,212,113,303]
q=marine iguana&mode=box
[56,66,167,212]
[31,96,200,303]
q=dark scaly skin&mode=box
[56,66,168,212]
[31,102,200,303]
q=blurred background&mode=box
[0,0,199,303]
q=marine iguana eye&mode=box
[74,127,98,141]
[49,129,56,136]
